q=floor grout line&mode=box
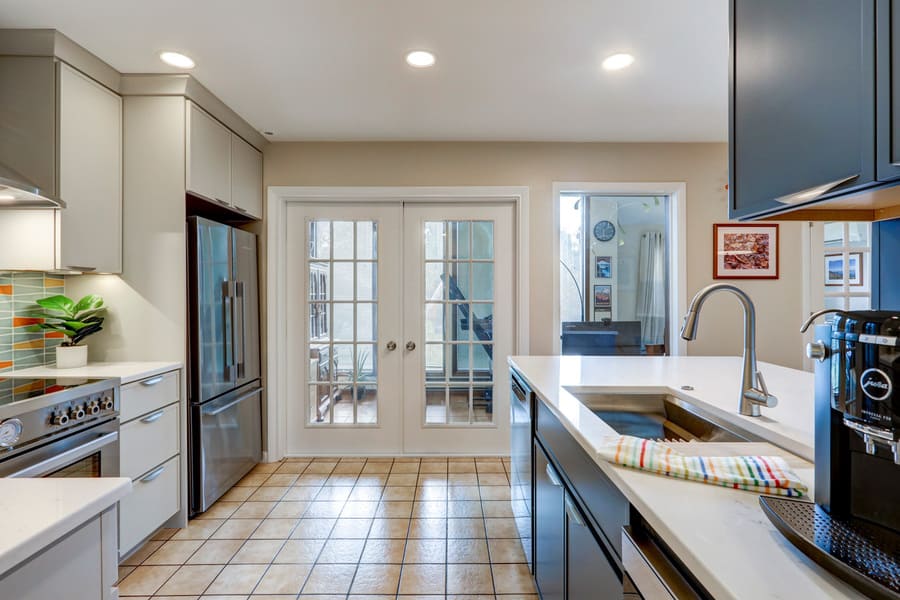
[119,455,532,598]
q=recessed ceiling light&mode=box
[602,53,635,71]
[159,51,195,69]
[406,50,436,68]
[0,194,15,202]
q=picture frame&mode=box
[825,252,863,286]
[593,284,612,309]
[595,256,612,279]
[713,223,779,279]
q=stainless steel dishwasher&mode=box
[510,370,533,570]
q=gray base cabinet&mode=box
[0,507,118,600]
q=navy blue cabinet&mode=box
[877,0,900,181]
[730,0,877,220]
[534,441,565,600]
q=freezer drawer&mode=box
[191,384,262,514]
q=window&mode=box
[822,222,871,311]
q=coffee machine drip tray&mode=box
[760,496,900,599]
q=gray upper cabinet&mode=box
[730,0,876,220]
[186,101,232,207]
[0,57,122,273]
[230,133,263,219]
[57,63,123,273]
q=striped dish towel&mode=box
[597,435,808,497]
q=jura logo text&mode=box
[860,368,893,402]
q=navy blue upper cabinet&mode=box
[878,0,900,181]
[730,0,877,220]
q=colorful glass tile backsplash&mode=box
[0,273,66,372]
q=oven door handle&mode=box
[7,431,119,478]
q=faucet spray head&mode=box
[681,310,699,341]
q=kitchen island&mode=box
[0,477,131,600]
[509,355,864,600]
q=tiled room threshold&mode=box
[117,456,537,599]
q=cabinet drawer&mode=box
[120,402,179,479]
[120,371,179,422]
[119,455,179,556]
[536,398,628,559]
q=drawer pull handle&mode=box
[140,465,166,483]
[546,463,562,487]
[565,495,585,527]
[141,376,165,386]
[774,173,859,205]
[140,409,165,424]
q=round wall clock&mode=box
[593,220,616,242]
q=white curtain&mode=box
[636,232,666,346]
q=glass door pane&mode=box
[306,220,380,425]
[423,220,495,425]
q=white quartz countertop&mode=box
[0,477,131,577]
[8,361,182,385]
[509,355,865,600]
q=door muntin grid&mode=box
[424,220,495,426]
[307,220,379,426]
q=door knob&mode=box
[406,341,416,351]
[386,341,397,351]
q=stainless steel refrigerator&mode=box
[187,216,262,515]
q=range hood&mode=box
[0,163,65,209]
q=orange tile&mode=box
[12,339,43,350]
[13,317,42,327]
[0,362,12,370]
[14,380,45,394]
[45,332,64,339]
[44,277,65,287]
[0,285,11,295]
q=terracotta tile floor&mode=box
[117,456,537,599]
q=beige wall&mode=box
[264,142,806,369]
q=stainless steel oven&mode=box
[0,417,119,478]
[0,377,120,479]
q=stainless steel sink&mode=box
[563,390,761,443]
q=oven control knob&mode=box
[86,401,100,415]
[101,396,114,411]
[72,405,86,420]
[52,411,70,426]
[0,418,23,448]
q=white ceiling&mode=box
[0,0,729,142]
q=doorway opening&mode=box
[554,182,686,357]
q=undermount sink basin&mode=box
[564,390,760,443]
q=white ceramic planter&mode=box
[56,345,88,369]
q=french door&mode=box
[285,201,514,455]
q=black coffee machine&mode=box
[760,311,900,600]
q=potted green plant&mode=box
[26,294,106,369]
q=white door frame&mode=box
[551,181,688,356]
[266,186,530,460]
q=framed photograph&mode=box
[825,252,864,286]
[595,256,612,279]
[593,284,612,309]
[713,223,779,279]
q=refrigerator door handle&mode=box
[235,280,246,380]
[222,280,236,382]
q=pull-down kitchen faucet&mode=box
[680,283,778,417]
